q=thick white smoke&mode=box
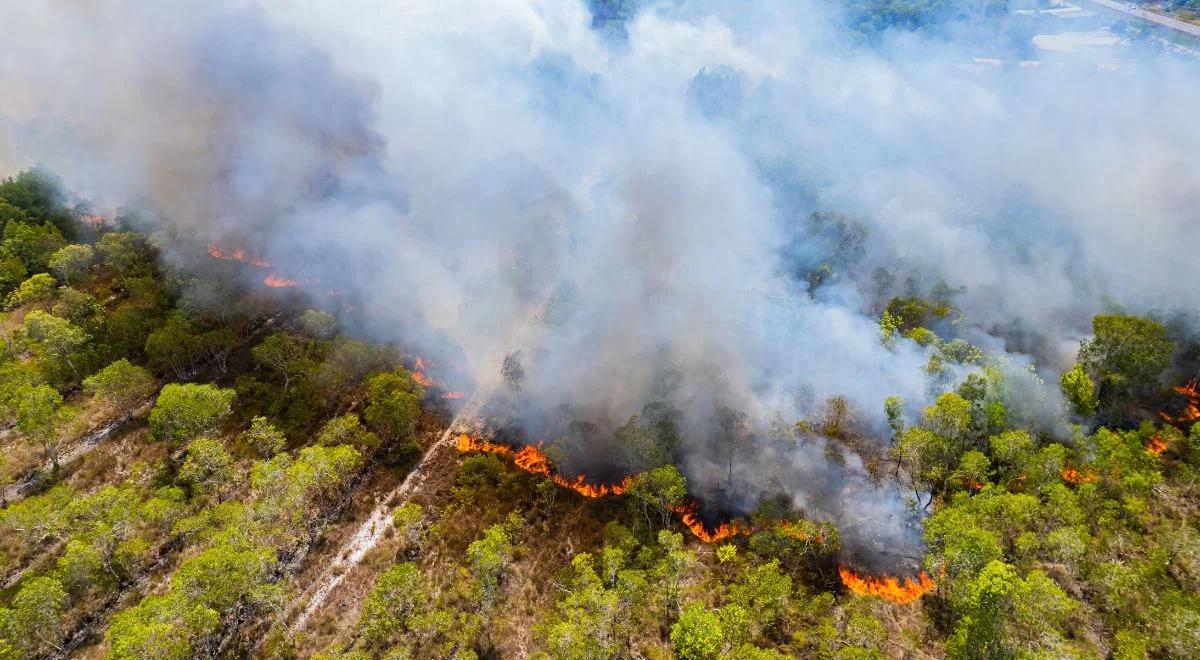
[2,0,1197,565]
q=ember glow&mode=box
[838,566,937,604]
[1061,467,1099,485]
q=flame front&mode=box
[1061,467,1099,485]
[1160,380,1200,425]
[670,501,750,543]
[457,434,632,499]
[208,244,271,268]
[263,274,297,288]
[838,566,936,604]
[1146,433,1168,456]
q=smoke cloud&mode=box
[3,0,1198,567]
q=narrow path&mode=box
[0,404,147,505]
[287,308,546,633]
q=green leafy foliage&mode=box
[83,358,156,418]
[148,382,235,446]
[363,368,423,444]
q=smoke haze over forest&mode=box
[3,0,1198,565]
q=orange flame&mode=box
[778,521,826,544]
[1061,467,1099,485]
[457,434,632,498]
[412,370,435,387]
[1146,433,1168,456]
[670,501,750,543]
[263,274,297,288]
[442,392,466,399]
[1159,380,1200,425]
[208,244,272,268]
[412,357,436,387]
[838,566,936,604]
[79,214,107,228]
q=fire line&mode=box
[456,433,934,603]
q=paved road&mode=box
[1081,0,1200,37]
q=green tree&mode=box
[671,602,724,660]
[57,539,105,594]
[15,383,67,470]
[946,561,1074,659]
[83,358,156,420]
[1078,314,1173,415]
[51,286,97,324]
[952,450,991,490]
[6,272,57,310]
[252,332,311,392]
[148,383,235,446]
[178,437,235,496]
[47,243,94,284]
[542,552,628,660]
[316,413,379,450]
[144,314,201,380]
[0,250,27,297]
[238,416,287,457]
[249,444,362,547]
[197,328,237,375]
[1060,362,1098,416]
[392,503,425,551]
[106,593,221,660]
[170,542,273,611]
[628,464,687,529]
[96,231,152,274]
[21,310,89,379]
[363,368,423,443]
[467,524,513,605]
[727,560,792,637]
[0,576,68,657]
[3,221,65,271]
[359,562,422,646]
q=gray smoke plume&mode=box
[3,0,1198,567]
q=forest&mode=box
[0,164,1193,659]
[2,0,1199,658]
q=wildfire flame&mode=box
[1061,467,1099,485]
[456,434,633,499]
[1159,380,1200,425]
[79,213,107,229]
[263,274,298,288]
[412,370,435,387]
[778,520,826,544]
[1146,433,1168,456]
[410,357,440,388]
[208,244,271,268]
[442,392,466,399]
[838,566,936,604]
[670,501,750,543]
